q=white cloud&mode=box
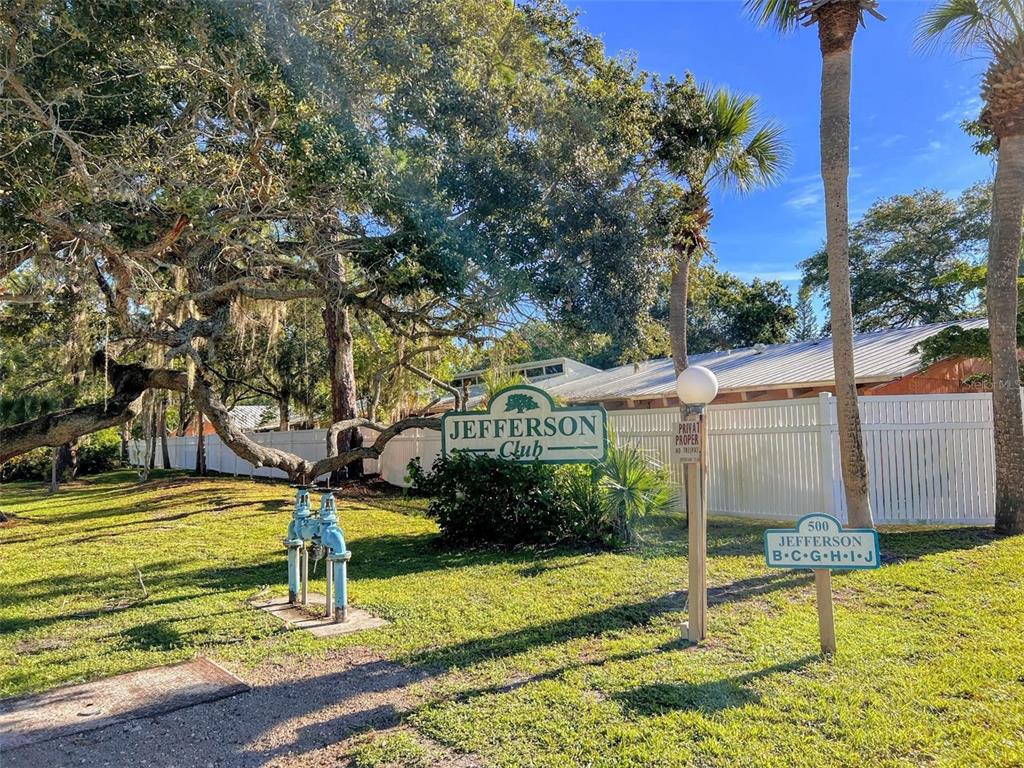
[940,95,983,123]
[785,182,821,211]
[879,134,905,148]
[733,268,803,283]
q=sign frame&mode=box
[763,513,881,572]
[440,384,608,465]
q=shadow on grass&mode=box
[406,567,807,672]
[3,654,423,766]
[612,655,817,717]
[117,619,185,652]
[0,556,283,634]
[877,526,999,562]
[65,500,285,545]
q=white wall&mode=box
[135,392,1001,526]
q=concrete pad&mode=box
[0,657,248,750]
[252,594,388,637]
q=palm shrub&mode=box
[592,439,677,543]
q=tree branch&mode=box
[313,415,440,479]
[0,354,442,484]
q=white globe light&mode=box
[675,365,719,406]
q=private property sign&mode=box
[764,514,881,571]
[672,419,700,464]
[441,385,608,464]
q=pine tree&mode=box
[792,285,820,341]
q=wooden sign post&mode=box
[674,365,718,645]
[677,414,707,642]
[764,514,880,655]
[813,569,836,654]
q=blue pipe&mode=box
[318,491,351,622]
[285,487,314,603]
[286,541,301,603]
[330,552,351,622]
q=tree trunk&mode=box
[120,422,130,465]
[176,392,191,437]
[669,248,690,375]
[279,388,290,432]
[195,410,207,476]
[324,300,361,483]
[55,440,78,483]
[818,10,873,528]
[49,446,60,493]
[145,404,158,473]
[158,396,171,469]
[987,132,1024,534]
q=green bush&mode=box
[408,441,675,548]
[0,448,51,483]
[0,429,123,483]
[77,429,123,476]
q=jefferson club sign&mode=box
[440,385,608,464]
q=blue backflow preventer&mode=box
[284,486,352,622]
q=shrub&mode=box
[408,441,675,548]
[76,429,123,476]
[0,428,123,483]
[0,448,51,483]
[409,453,574,547]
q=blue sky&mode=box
[573,0,995,294]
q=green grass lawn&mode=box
[2,470,1023,767]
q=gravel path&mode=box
[4,648,477,768]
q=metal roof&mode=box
[228,404,286,431]
[452,357,600,380]
[545,319,988,402]
[432,358,606,411]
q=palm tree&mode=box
[654,75,788,373]
[919,0,1024,534]
[746,0,884,529]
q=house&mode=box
[441,356,603,411]
[532,318,993,409]
[184,404,313,435]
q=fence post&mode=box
[817,393,837,516]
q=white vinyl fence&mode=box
[134,392,1000,526]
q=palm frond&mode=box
[705,91,790,194]
[479,367,527,409]
[598,438,676,540]
[917,0,990,51]
[745,0,804,32]
[738,120,790,190]
[703,85,757,144]
[917,0,1024,58]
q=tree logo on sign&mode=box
[504,394,540,414]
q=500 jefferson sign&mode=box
[764,514,880,570]
[441,386,608,464]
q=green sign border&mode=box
[763,513,881,571]
[440,384,609,465]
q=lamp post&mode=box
[675,365,718,643]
